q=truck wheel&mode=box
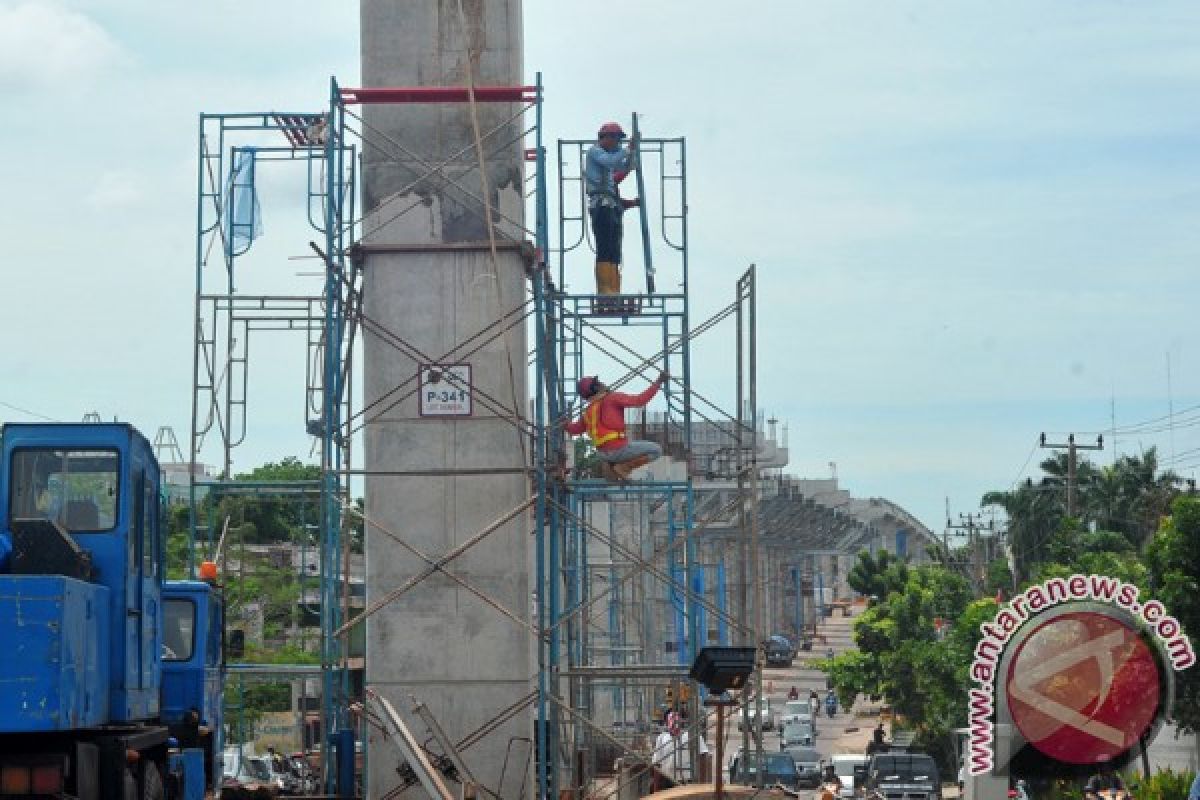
[140,762,164,800]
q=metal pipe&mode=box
[334,497,535,637]
[341,86,538,104]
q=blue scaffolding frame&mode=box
[530,128,713,797]
[189,78,358,792]
[191,76,758,798]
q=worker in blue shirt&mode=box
[1188,771,1200,800]
[585,121,639,311]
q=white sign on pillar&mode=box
[418,364,472,417]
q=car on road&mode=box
[830,753,869,799]
[222,748,281,797]
[736,697,775,731]
[864,752,941,800]
[782,745,823,788]
[779,719,816,748]
[729,749,801,789]
[780,700,816,728]
[764,634,796,667]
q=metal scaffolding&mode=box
[530,117,767,797]
[190,80,359,791]
[188,69,775,798]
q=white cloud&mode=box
[85,169,144,209]
[0,2,125,88]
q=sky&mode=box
[3,0,1199,536]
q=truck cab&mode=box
[162,580,224,789]
[0,422,223,799]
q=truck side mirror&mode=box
[228,629,245,659]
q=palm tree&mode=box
[982,479,1060,583]
[1084,465,1128,536]
[1114,448,1180,547]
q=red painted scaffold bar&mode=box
[340,86,538,104]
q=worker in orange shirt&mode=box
[565,371,667,481]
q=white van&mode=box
[830,753,869,799]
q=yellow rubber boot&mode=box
[595,261,620,295]
[595,261,620,313]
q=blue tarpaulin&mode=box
[226,147,262,258]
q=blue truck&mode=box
[0,423,223,799]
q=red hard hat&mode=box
[577,376,600,398]
[598,122,626,139]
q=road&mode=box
[712,604,878,796]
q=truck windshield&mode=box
[875,755,938,781]
[9,449,119,533]
[164,598,196,661]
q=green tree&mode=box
[985,557,1013,594]
[984,449,1180,582]
[1146,495,1200,733]
[1030,519,1149,590]
[982,477,1060,582]
[230,457,322,544]
[826,565,980,765]
[1111,448,1180,547]
[846,549,909,602]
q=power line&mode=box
[1007,438,1041,491]
[1049,401,1200,438]
[1039,433,1103,517]
[0,400,57,422]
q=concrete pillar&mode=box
[359,2,529,797]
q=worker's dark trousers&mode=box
[589,205,623,263]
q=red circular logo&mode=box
[1006,611,1160,764]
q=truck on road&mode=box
[0,423,224,799]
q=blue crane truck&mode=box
[0,423,223,799]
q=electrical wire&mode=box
[0,400,57,422]
[1047,401,1200,438]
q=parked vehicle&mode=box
[864,752,941,800]
[285,753,319,795]
[779,720,816,748]
[765,634,796,667]
[729,749,801,789]
[783,746,823,788]
[222,748,280,797]
[1084,788,1131,800]
[780,700,815,728]
[0,423,225,799]
[830,753,869,799]
[737,697,775,732]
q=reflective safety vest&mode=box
[583,399,622,447]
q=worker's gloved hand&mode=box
[622,197,640,209]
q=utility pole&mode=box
[947,513,994,593]
[943,497,950,552]
[1040,433,1104,517]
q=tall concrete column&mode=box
[359,2,530,797]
